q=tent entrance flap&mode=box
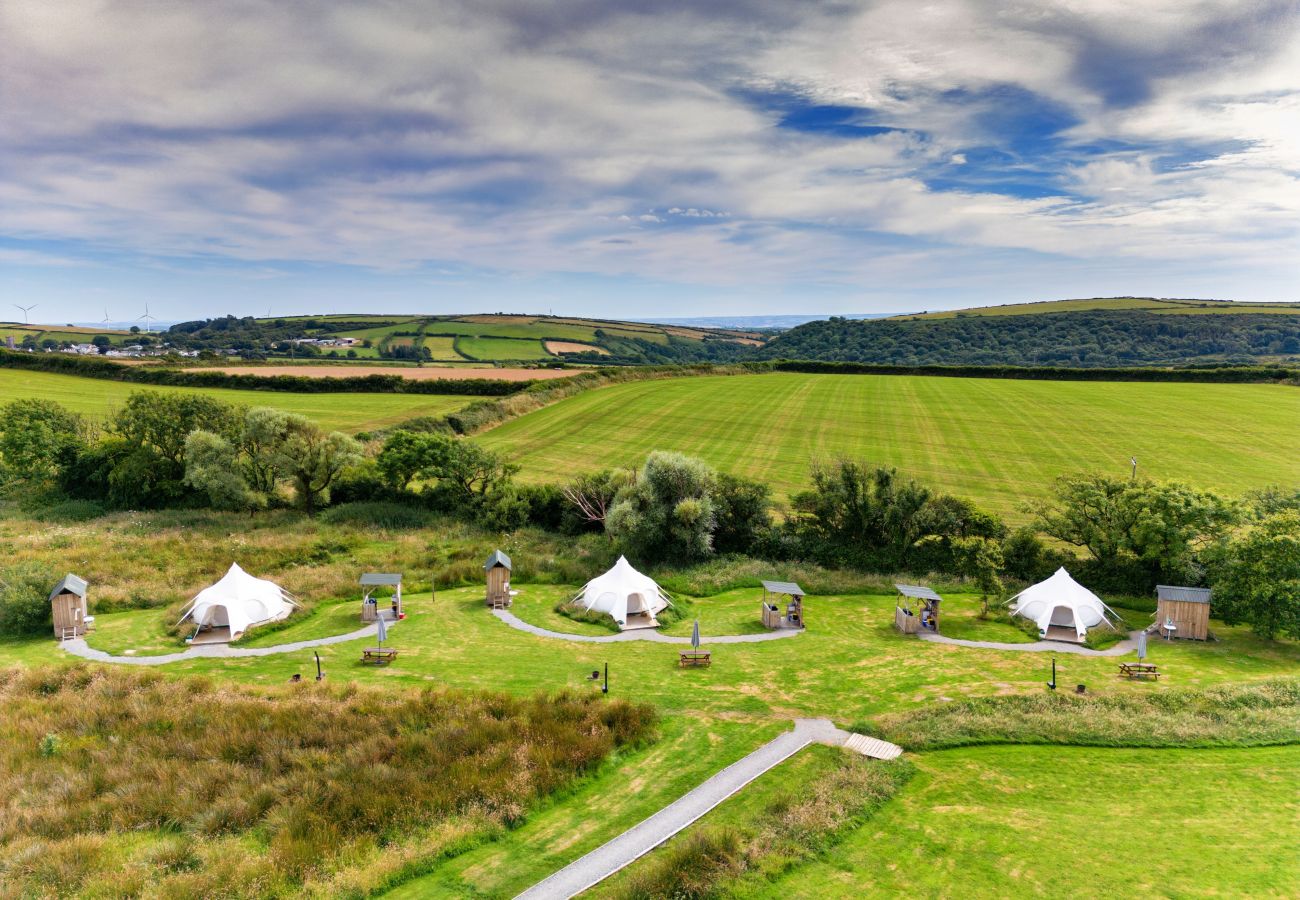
[1049,605,1075,628]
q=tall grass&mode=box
[0,665,655,897]
[866,679,1300,751]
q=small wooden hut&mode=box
[484,550,513,608]
[49,574,89,640]
[360,573,403,622]
[1154,585,1211,640]
[895,584,942,634]
[760,580,805,629]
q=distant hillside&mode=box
[759,310,1300,368]
[893,297,1300,320]
[163,313,767,364]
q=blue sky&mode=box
[2,0,1298,323]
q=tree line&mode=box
[2,393,1296,640]
[758,312,1300,368]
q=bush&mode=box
[319,501,438,530]
[29,499,107,523]
[0,563,53,637]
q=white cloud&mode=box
[0,0,1296,301]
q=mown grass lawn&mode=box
[756,744,1300,898]
[0,368,473,432]
[475,372,1300,520]
[51,586,1296,724]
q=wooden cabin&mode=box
[895,583,942,634]
[484,550,513,608]
[360,573,403,622]
[49,574,90,640]
[760,580,805,629]
[1154,585,1211,640]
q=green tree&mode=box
[712,472,773,555]
[606,451,717,563]
[791,460,932,570]
[0,562,54,637]
[274,416,362,514]
[376,431,445,491]
[0,399,84,486]
[560,468,635,533]
[113,391,240,467]
[952,536,1005,618]
[1035,473,1237,586]
[183,430,262,511]
[1212,511,1300,640]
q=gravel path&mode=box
[59,620,397,666]
[492,608,802,645]
[918,629,1141,657]
[515,718,857,900]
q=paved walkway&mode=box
[516,718,872,900]
[59,619,397,666]
[492,608,802,645]
[918,629,1141,657]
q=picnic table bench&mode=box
[1119,662,1159,680]
[679,650,712,668]
[362,647,398,665]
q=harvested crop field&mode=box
[545,340,609,355]
[205,365,580,381]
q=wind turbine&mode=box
[100,308,111,326]
[13,304,36,325]
[137,303,156,333]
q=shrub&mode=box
[0,562,53,637]
[319,501,438,530]
[29,499,107,523]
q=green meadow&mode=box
[0,368,473,432]
[903,296,1300,319]
[476,372,1300,518]
[455,335,552,360]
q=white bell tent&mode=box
[1008,567,1121,641]
[178,563,300,641]
[571,556,673,630]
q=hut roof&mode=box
[484,549,512,571]
[360,572,402,586]
[48,573,88,603]
[761,579,804,597]
[895,583,942,602]
[1156,585,1212,603]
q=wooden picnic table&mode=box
[362,647,398,665]
[1119,662,1159,679]
[679,650,712,668]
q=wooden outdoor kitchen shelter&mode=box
[895,583,942,634]
[360,573,403,622]
[760,580,805,629]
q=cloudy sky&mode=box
[2,0,1298,322]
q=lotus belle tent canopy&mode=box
[178,563,300,641]
[571,556,673,630]
[1008,567,1121,642]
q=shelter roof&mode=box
[761,579,804,596]
[48,573,88,602]
[360,572,402,586]
[1156,585,1212,603]
[895,583,942,602]
[484,549,512,571]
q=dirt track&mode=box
[206,365,579,381]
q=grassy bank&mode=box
[869,679,1300,750]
